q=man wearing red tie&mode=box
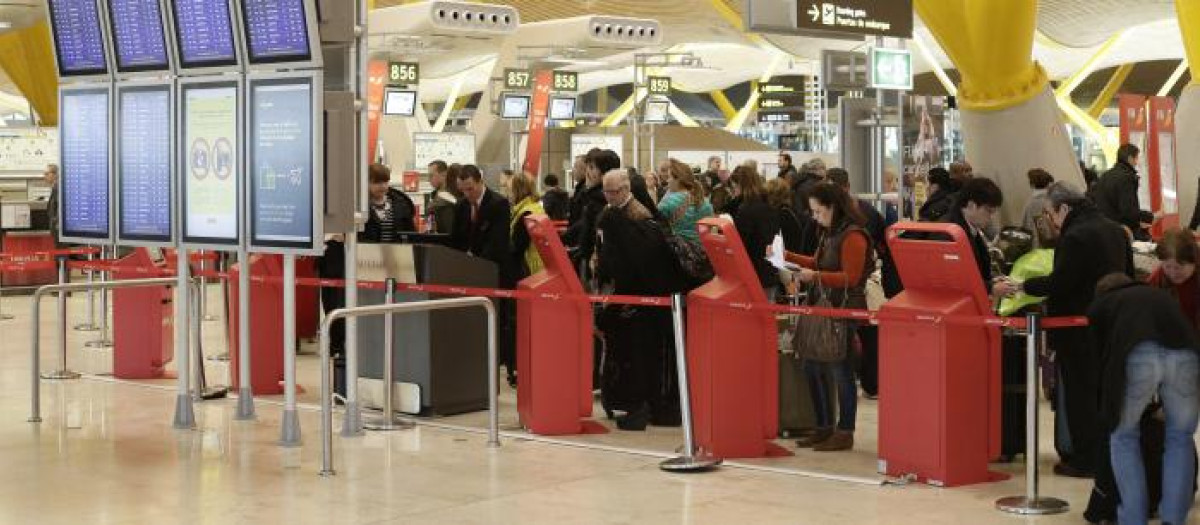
[450,164,517,384]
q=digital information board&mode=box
[107,0,171,72]
[48,0,110,77]
[118,85,173,243]
[240,0,315,65]
[60,87,111,242]
[249,76,319,251]
[181,82,239,246]
[171,0,239,69]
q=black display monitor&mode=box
[383,89,417,116]
[47,0,111,78]
[106,0,172,73]
[500,93,531,120]
[249,74,321,253]
[59,86,112,243]
[170,0,240,71]
[239,0,320,67]
[180,80,240,248]
[549,96,576,121]
[117,83,173,244]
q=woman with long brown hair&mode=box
[785,182,872,452]
[727,165,780,298]
[656,159,713,243]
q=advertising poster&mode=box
[183,84,239,244]
[250,78,314,248]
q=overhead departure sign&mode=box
[797,1,912,39]
[552,71,578,92]
[504,68,531,90]
[388,62,419,85]
[758,75,807,110]
[648,76,671,95]
[757,110,804,124]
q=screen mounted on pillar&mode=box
[117,84,173,244]
[47,0,111,78]
[181,81,240,247]
[239,0,321,67]
[105,0,172,73]
[170,0,240,71]
[59,86,112,243]
[249,74,321,253]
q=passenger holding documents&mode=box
[784,183,873,452]
[725,165,780,299]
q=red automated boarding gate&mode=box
[516,215,604,435]
[879,222,1004,487]
[112,248,174,379]
[687,217,786,459]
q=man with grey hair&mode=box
[594,167,686,430]
[1021,181,1134,482]
[43,164,58,240]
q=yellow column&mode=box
[915,0,1047,112]
[1179,0,1200,86]
[0,22,59,125]
[709,90,738,121]
[1087,63,1134,119]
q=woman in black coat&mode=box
[726,165,781,299]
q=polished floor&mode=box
[0,282,1193,524]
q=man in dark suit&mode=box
[449,164,517,383]
[943,177,1019,298]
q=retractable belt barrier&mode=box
[0,247,103,273]
[47,260,1092,329]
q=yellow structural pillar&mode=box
[1179,0,1200,84]
[1087,63,1134,119]
[0,21,59,125]
[710,90,738,122]
[1173,0,1200,226]
[915,0,1047,112]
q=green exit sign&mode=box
[868,48,911,90]
[388,62,419,85]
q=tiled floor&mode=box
[0,283,1189,524]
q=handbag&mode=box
[793,277,851,363]
[666,235,714,289]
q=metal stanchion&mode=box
[74,249,98,330]
[660,293,720,472]
[996,312,1068,515]
[234,246,255,420]
[190,281,228,401]
[172,250,196,430]
[209,253,230,361]
[280,254,301,446]
[365,278,412,431]
[199,251,216,322]
[85,246,113,348]
[341,233,364,437]
[41,255,80,380]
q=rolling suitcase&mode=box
[777,294,826,438]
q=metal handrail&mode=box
[28,277,180,423]
[318,296,498,476]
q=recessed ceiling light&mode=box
[0,22,12,29]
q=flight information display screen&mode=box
[241,0,313,64]
[250,77,315,249]
[48,0,110,77]
[182,83,239,245]
[171,0,239,69]
[60,88,111,240]
[118,85,172,242]
[107,0,170,72]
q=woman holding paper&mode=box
[785,183,873,452]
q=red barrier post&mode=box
[879,222,1005,487]
[515,215,605,435]
[686,218,785,459]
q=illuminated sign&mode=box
[504,68,531,90]
[552,71,578,92]
[797,1,913,39]
[388,62,419,85]
[648,76,672,95]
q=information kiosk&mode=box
[112,249,174,378]
[879,222,1003,487]
[516,215,602,435]
[687,218,783,459]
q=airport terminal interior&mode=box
[6,0,1200,524]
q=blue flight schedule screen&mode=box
[172,0,238,68]
[119,87,172,242]
[61,89,111,239]
[242,0,312,63]
[251,78,313,248]
[48,0,109,76]
[108,0,170,71]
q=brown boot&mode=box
[795,427,833,448]
[813,430,854,452]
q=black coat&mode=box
[1023,205,1133,319]
[563,184,606,260]
[776,205,805,254]
[595,201,685,296]
[730,196,780,289]
[361,188,416,242]
[541,187,570,221]
[450,188,515,284]
[942,204,993,290]
[1088,281,1200,429]
[919,187,956,222]
[1090,161,1142,233]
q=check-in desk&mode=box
[355,242,497,416]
